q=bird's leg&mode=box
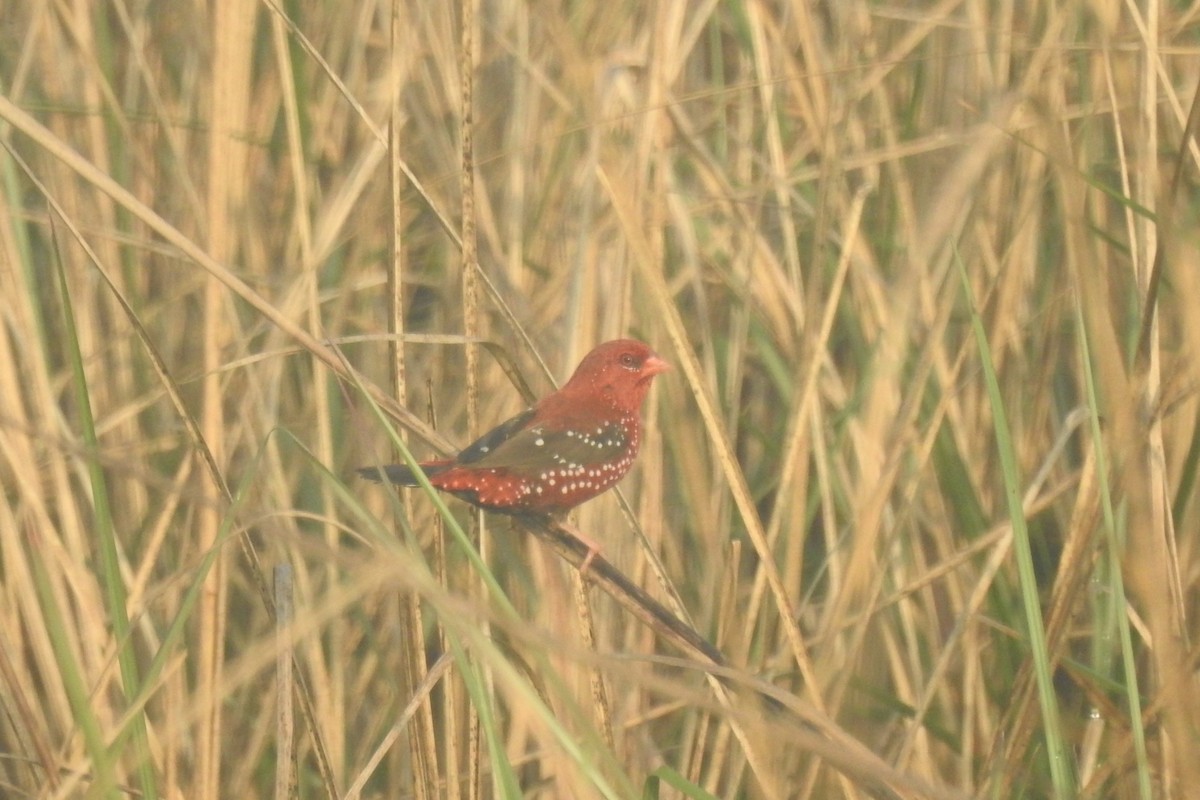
[525,515,603,577]
[576,530,602,577]
[554,517,603,576]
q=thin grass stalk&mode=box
[273,566,296,800]
[956,250,1074,797]
[269,4,350,781]
[386,2,443,797]
[1076,295,1153,799]
[51,223,157,799]
[26,519,117,799]
[457,2,487,797]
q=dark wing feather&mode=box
[455,408,538,464]
[357,461,453,485]
[464,418,632,471]
[357,408,539,484]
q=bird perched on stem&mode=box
[360,339,670,519]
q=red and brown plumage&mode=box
[360,339,670,515]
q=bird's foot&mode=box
[578,546,599,577]
[573,527,603,578]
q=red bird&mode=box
[361,339,670,515]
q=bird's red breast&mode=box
[360,339,670,514]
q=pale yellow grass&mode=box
[0,1,1197,799]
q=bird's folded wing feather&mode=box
[459,413,631,471]
[455,407,538,464]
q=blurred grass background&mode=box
[1,1,1198,798]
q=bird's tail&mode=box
[357,461,452,486]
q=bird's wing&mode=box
[459,413,632,471]
[455,408,539,464]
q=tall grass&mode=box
[1,1,1197,798]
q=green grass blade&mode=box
[1074,296,1153,800]
[956,251,1074,797]
[643,767,722,800]
[52,226,158,800]
[26,525,118,798]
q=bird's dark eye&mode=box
[619,353,639,369]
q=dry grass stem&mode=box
[1,2,1196,797]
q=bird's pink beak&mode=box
[642,353,671,378]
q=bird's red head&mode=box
[559,339,670,413]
